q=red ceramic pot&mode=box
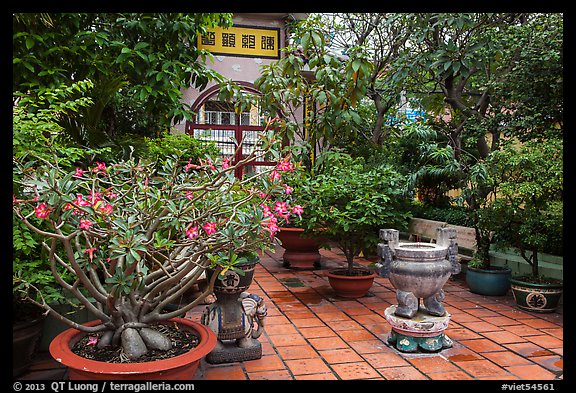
[49,318,216,380]
[276,227,321,269]
[326,268,377,298]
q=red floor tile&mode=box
[308,336,349,350]
[295,372,339,380]
[243,354,287,373]
[266,333,308,347]
[482,330,527,344]
[337,328,377,342]
[264,323,300,335]
[362,351,411,368]
[407,355,462,373]
[459,338,505,353]
[330,361,382,380]
[504,342,555,358]
[347,339,390,354]
[529,355,563,373]
[428,371,475,380]
[505,364,558,380]
[377,365,429,380]
[524,334,563,349]
[201,364,247,380]
[455,359,512,378]
[284,358,333,376]
[442,346,485,362]
[275,344,320,360]
[290,316,326,328]
[298,325,337,338]
[319,348,364,364]
[502,324,545,337]
[248,369,294,380]
[482,351,534,367]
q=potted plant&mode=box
[272,164,325,269]
[482,139,563,312]
[299,151,411,298]
[12,91,300,379]
[465,253,512,297]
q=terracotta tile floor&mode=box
[18,246,565,381]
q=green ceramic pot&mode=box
[510,277,563,313]
[466,265,512,296]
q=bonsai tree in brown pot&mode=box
[12,89,301,379]
[299,150,411,298]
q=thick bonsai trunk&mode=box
[96,299,172,360]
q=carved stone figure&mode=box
[201,258,267,363]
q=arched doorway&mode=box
[185,82,275,179]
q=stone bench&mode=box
[405,218,477,264]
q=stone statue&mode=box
[201,291,267,362]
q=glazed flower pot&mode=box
[276,227,321,269]
[510,277,563,313]
[466,265,512,296]
[326,268,376,298]
[49,318,217,380]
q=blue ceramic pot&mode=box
[466,265,512,296]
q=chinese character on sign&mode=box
[261,36,275,50]
[222,33,236,47]
[242,34,256,49]
[201,31,216,46]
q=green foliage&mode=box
[142,133,220,163]
[13,13,234,146]
[292,150,412,272]
[478,138,563,275]
[409,202,474,227]
[255,17,374,167]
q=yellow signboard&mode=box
[197,25,280,59]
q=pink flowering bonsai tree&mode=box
[12,122,302,360]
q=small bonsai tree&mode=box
[295,150,411,275]
[13,92,300,360]
[478,138,563,281]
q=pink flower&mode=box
[89,191,102,205]
[274,201,289,216]
[203,222,218,236]
[269,170,281,181]
[99,203,113,215]
[276,160,294,172]
[74,167,84,178]
[292,205,304,217]
[185,158,201,172]
[86,336,99,346]
[92,162,106,173]
[284,184,293,195]
[79,219,93,230]
[261,214,279,238]
[185,190,194,200]
[222,157,231,170]
[105,191,118,199]
[34,202,50,219]
[74,194,91,207]
[84,247,97,261]
[186,225,199,240]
